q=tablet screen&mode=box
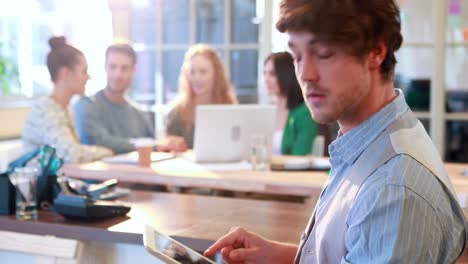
[144,225,215,264]
[159,241,213,264]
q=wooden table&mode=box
[7,162,468,263]
[0,191,314,263]
[60,158,329,197]
[60,157,468,197]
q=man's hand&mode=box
[204,227,297,264]
[156,136,188,152]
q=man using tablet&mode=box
[204,0,467,263]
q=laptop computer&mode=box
[192,104,276,163]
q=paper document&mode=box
[270,155,331,171]
[102,152,175,164]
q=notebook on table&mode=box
[102,152,175,164]
[270,155,331,171]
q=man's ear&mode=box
[368,42,388,70]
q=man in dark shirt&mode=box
[74,43,186,154]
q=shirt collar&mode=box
[98,89,129,107]
[328,89,409,166]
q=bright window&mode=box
[0,0,112,99]
[129,0,261,104]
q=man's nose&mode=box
[298,56,319,82]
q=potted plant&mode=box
[0,44,19,96]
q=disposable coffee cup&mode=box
[131,138,157,167]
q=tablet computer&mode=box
[143,225,215,264]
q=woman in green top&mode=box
[264,52,318,155]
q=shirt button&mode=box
[301,232,307,240]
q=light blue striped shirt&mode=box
[319,91,466,263]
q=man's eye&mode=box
[313,48,334,59]
[317,52,333,59]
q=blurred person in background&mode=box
[166,44,238,148]
[22,36,112,163]
[264,52,317,155]
[73,42,186,154]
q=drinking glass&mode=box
[9,167,38,220]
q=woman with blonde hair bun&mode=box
[166,44,238,148]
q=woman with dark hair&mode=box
[22,36,112,163]
[264,52,317,155]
